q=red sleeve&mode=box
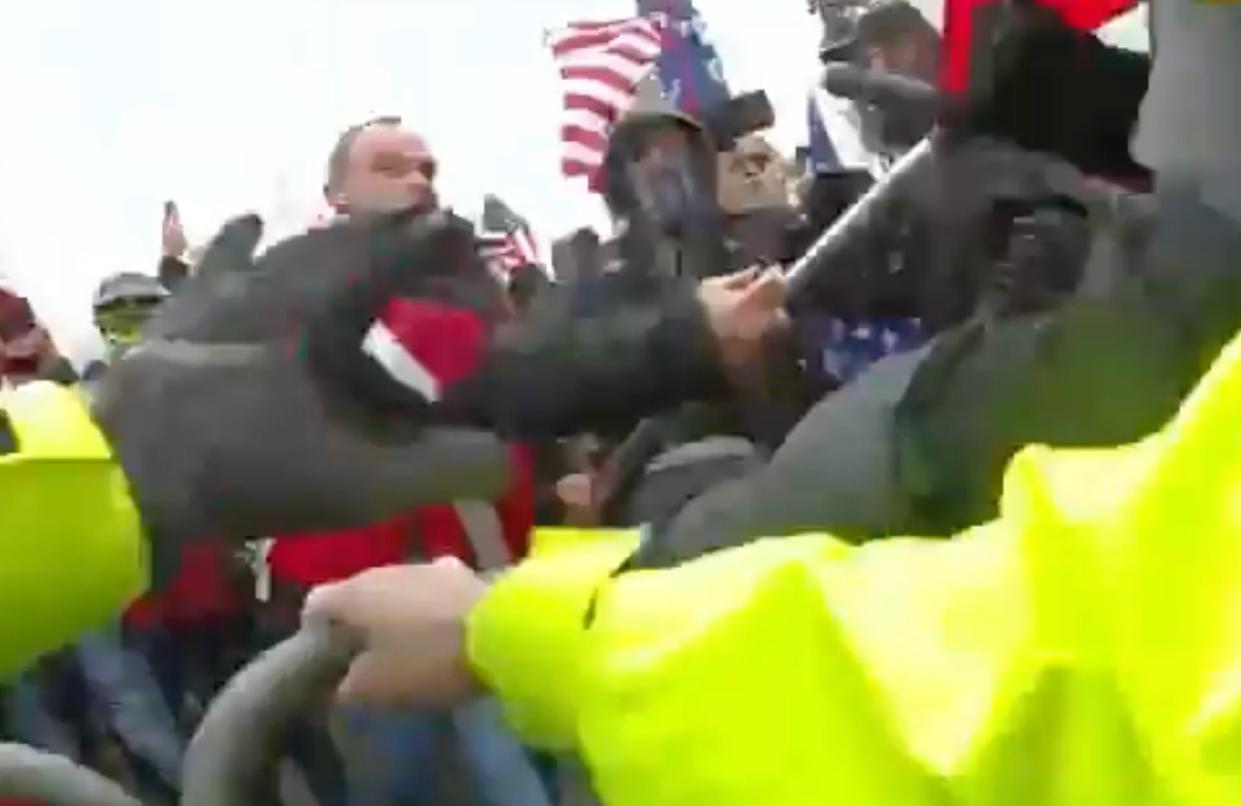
[381,297,485,565]
[380,298,535,564]
[494,444,536,560]
[413,504,475,564]
[378,297,488,385]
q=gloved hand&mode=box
[92,211,511,573]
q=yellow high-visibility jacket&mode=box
[0,382,147,679]
[468,331,1241,806]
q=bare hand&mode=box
[302,558,487,708]
[555,468,615,525]
[162,202,189,258]
[697,266,788,377]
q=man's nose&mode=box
[404,171,433,192]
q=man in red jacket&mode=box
[258,117,554,806]
[269,115,539,589]
[263,307,546,805]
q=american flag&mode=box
[477,194,543,279]
[547,17,664,187]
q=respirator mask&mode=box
[609,123,729,283]
[626,135,720,242]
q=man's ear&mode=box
[324,184,348,214]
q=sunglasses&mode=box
[95,300,161,340]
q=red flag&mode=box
[940,0,1138,95]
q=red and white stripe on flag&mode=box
[547,17,664,188]
[478,229,540,278]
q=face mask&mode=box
[627,151,718,240]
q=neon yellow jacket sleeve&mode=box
[0,382,148,679]
[467,332,1241,806]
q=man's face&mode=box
[95,299,161,359]
[333,125,439,216]
[636,126,694,174]
[0,325,55,384]
[630,123,712,231]
[718,137,789,214]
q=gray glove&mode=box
[92,212,510,571]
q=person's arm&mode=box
[157,255,190,293]
[435,283,730,439]
[159,200,191,292]
[465,329,1241,805]
[0,383,147,680]
[319,213,783,442]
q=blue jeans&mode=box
[340,698,555,806]
[123,619,252,730]
[2,667,79,757]
[74,627,186,800]
[3,629,184,802]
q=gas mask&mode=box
[605,117,731,284]
[602,89,776,284]
[626,146,718,241]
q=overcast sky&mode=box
[0,0,1144,364]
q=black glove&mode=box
[954,5,1151,182]
[92,212,511,572]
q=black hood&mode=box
[600,111,720,221]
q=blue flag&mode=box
[635,0,731,117]
[807,93,843,174]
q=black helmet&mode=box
[856,0,935,49]
[817,5,860,62]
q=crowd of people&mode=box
[2,0,1240,804]
[1,115,579,805]
[0,19,930,789]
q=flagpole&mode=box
[784,135,937,300]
